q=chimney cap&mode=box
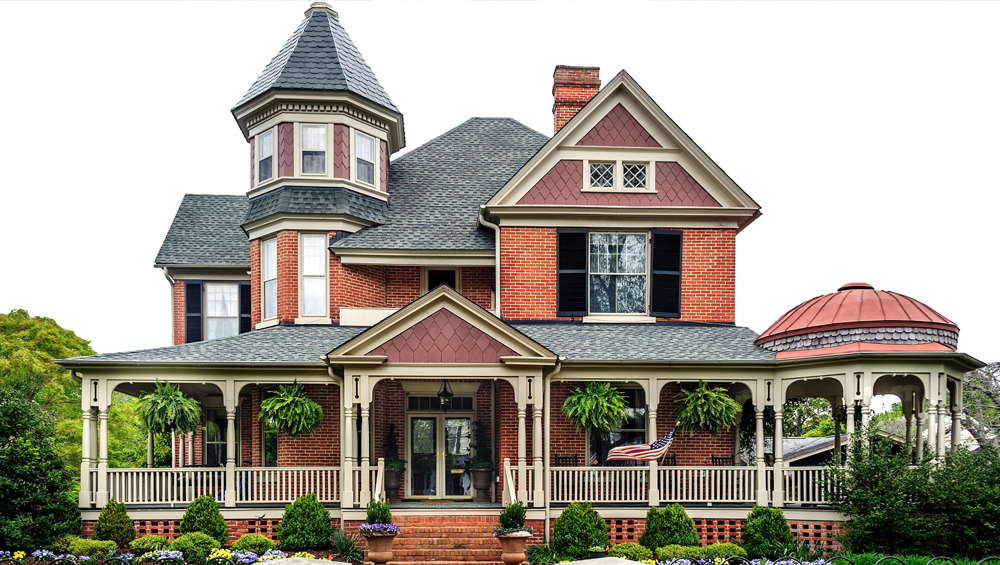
[305,2,337,17]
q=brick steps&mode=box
[379,516,503,564]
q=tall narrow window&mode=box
[205,282,239,340]
[301,234,326,316]
[302,125,326,174]
[589,233,647,314]
[262,238,277,320]
[356,132,375,185]
[204,409,230,467]
[258,130,273,182]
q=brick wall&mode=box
[386,266,420,307]
[239,395,252,466]
[250,239,261,326]
[500,227,736,323]
[172,280,185,345]
[462,267,494,310]
[275,384,341,466]
[656,383,737,466]
[553,65,601,134]
[276,230,299,323]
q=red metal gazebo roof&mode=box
[755,283,958,345]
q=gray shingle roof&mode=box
[59,325,365,365]
[332,118,548,251]
[155,194,250,266]
[510,323,776,362]
[234,9,397,113]
[244,187,387,225]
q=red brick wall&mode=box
[275,384,341,466]
[276,230,299,323]
[172,280,185,345]
[386,266,420,307]
[553,65,601,134]
[548,381,589,464]
[250,239,261,326]
[462,267,493,310]
[239,395,252,466]
[499,227,736,323]
[656,383,737,466]
[278,122,294,178]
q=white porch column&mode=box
[532,405,544,507]
[187,431,195,466]
[80,408,93,507]
[927,405,937,458]
[648,407,659,506]
[147,431,155,468]
[96,408,109,506]
[360,404,371,506]
[773,409,784,507]
[754,407,767,506]
[543,375,552,527]
[845,402,855,448]
[915,414,925,461]
[178,433,185,467]
[343,402,355,507]
[936,401,947,460]
[517,403,527,504]
[952,380,963,452]
[90,414,99,469]
[225,409,236,507]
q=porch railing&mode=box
[107,468,226,505]
[237,467,341,504]
[550,466,649,504]
[659,466,756,504]
[781,466,829,504]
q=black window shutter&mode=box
[556,228,588,316]
[184,280,203,343]
[650,230,682,318]
[239,281,252,334]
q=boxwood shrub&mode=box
[277,493,333,551]
[552,501,609,560]
[180,495,228,546]
[741,506,792,559]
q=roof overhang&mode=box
[242,212,379,241]
[154,264,250,281]
[483,205,760,231]
[331,248,495,266]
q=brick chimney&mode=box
[552,65,601,134]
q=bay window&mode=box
[300,234,327,316]
[302,124,326,174]
[356,131,375,185]
[262,238,277,320]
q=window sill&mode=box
[294,316,332,325]
[581,188,657,194]
[582,314,656,324]
[255,318,279,330]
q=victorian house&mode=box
[58,2,982,554]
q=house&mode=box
[56,2,983,554]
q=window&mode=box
[204,409,232,467]
[263,390,278,467]
[591,387,646,466]
[302,124,326,174]
[301,234,326,316]
[585,160,651,191]
[422,268,460,294]
[258,129,273,183]
[205,282,239,340]
[590,233,646,314]
[622,163,647,189]
[556,228,682,318]
[590,163,614,188]
[262,238,277,320]
[356,131,375,185]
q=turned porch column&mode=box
[80,408,93,507]
[360,404,371,506]
[755,406,767,506]
[532,405,544,507]
[927,404,937,458]
[951,380,963,452]
[343,402,356,507]
[96,408,109,506]
[936,401,947,460]
[915,414,925,461]
[147,432,154,468]
[225,409,236,507]
[648,407,659,506]
[773,408,784,507]
[517,405,527,503]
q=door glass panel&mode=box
[444,417,472,497]
[410,418,437,496]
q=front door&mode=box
[408,414,473,499]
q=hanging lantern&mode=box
[437,380,454,413]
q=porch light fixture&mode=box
[437,380,454,413]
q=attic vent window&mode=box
[623,164,647,189]
[590,163,614,188]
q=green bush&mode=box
[927,446,1000,557]
[180,495,228,546]
[94,499,135,548]
[654,545,705,560]
[129,534,171,553]
[68,538,118,556]
[608,542,653,561]
[277,493,333,551]
[48,534,82,553]
[232,532,277,554]
[741,506,792,559]
[500,500,527,529]
[639,504,698,550]
[551,501,608,560]
[172,532,222,561]
[366,495,392,524]
[703,543,746,560]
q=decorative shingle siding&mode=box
[250,137,255,189]
[380,139,388,192]
[278,123,294,178]
[334,124,350,179]
[759,325,959,353]
[576,103,661,148]
[367,309,517,363]
[656,163,721,207]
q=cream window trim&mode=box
[255,318,279,330]
[351,127,381,191]
[581,159,656,193]
[256,127,277,188]
[299,232,329,319]
[261,237,278,322]
[583,314,656,324]
[420,267,462,294]
[298,123,330,177]
[587,230,651,318]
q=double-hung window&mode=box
[302,125,326,174]
[205,282,239,339]
[262,238,277,320]
[258,129,274,183]
[589,233,647,314]
[300,234,326,316]
[183,280,250,343]
[356,131,375,185]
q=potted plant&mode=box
[465,420,494,503]
[562,382,628,463]
[494,500,533,565]
[589,545,608,559]
[359,496,398,565]
[383,423,405,502]
[675,380,741,437]
[258,381,323,438]
[139,380,201,437]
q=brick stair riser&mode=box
[373,516,507,563]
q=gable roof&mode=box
[155,194,250,266]
[234,7,397,113]
[332,118,548,251]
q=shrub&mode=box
[741,506,792,559]
[172,532,221,561]
[654,545,705,560]
[526,544,562,565]
[499,500,527,529]
[703,543,747,560]
[277,493,333,551]
[608,542,653,561]
[331,528,363,562]
[551,501,608,560]
[180,495,228,546]
[232,533,276,554]
[48,534,82,553]
[67,538,118,556]
[130,535,171,553]
[366,495,392,524]
[94,499,135,548]
[927,445,1000,558]
[639,504,698,550]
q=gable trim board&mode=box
[333,248,495,266]
[488,205,756,229]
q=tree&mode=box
[782,397,832,437]
[962,362,1000,448]
[0,385,81,548]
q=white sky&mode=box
[0,2,997,371]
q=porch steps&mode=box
[384,515,507,565]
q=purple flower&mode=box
[358,522,400,536]
[492,526,533,537]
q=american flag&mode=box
[606,426,677,462]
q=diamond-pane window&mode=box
[623,164,647,189]
[590,163,614,188]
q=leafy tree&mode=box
[962,362,1000,448]
[926,445,1000,557]
[0,385,81,548]
[782,397,832,437]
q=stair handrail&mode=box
[374,457,385,500]
[502,457,517,505]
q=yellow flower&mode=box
[13,552,25,560]
[210,549,233,560]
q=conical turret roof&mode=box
[234,3,397,113]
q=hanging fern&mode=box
[258,381,323,438]
[562,382,628,441]
[139,380,201,435]
[675,381,740,437]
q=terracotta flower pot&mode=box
[496,531,530,565]
[364,533,396,565]
[470,468,494,502]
